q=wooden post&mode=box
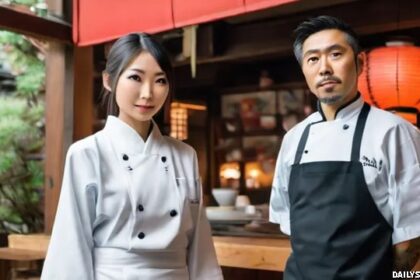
[44,46,95,233]
[44,42,74,234]
[73,46,94,141]
[44,0,73,234]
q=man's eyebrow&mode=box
[303,44,346,58]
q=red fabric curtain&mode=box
[172,0,244,27]
[245,0,296,12]
[73,0,174,46]
[73,0,296,46]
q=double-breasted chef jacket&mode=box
[41,116,223,280]
[270,94,420,243]
[270,94,420,278]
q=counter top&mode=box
[0,234,291,271]
[0,234,48,261]
[3,234,420,273]
[213,236,291,271]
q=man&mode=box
[269,15,420,279]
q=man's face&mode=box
[301,29,363,108]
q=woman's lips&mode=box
[134,105,154,112]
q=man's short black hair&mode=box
[293,15,361,65]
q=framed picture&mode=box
[221,91,277,117]
[221,91,277,132]
[242,135,281,161]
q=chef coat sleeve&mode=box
[385,122,420,245]
[187,151,224,280]
[269,133,291,235]
[41,143,97,280]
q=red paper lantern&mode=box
[358,43,420,111]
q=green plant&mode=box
[0,31,45,101]
[0,29,45,233]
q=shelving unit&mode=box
[212,86,310,204]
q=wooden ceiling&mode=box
[159,0,420,94]
[0,4,71,43]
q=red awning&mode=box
[173,0,245,28]
[245,0,297,12]
[73,0,296,46]
[73,0,174,46]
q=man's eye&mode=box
[331,52,342,58]
[307,57,319,63]
[128,75,141,82]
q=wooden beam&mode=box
[225,0,360,24]
[311,0,420,35]
[0,4,71,43]
[73,47,94,141]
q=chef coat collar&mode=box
[317,92,363,121]
[103,116,163,155]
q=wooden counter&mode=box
[2,234,420,273]
[0,234,49,280]
[0,234,291,271]
[0,234,48,261]
[213,236,291,271]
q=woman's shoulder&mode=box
[161,135,196,156]
[66,134,100,160]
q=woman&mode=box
[41,33,223,280]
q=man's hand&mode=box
[394,237,420,271]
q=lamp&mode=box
[170,104,188,140]
[358,40,420,126]
[169,102,206,140]
[219,162,241,189]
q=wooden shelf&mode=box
[218,82,307,95]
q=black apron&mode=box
[285,103,393,280]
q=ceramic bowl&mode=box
[212,188,238,207]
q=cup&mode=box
[245,205,256,215]
[235,195,251,207]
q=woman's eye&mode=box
[128,75,141,82]
[156,78,167,85]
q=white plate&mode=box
[206,206,260,222]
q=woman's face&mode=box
[106,51,169,127]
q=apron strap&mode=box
[293,122,314,164]
[350,103,371,162]
[293,103,371,165]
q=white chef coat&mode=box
[269,95,420,245]
[41,116,223,280]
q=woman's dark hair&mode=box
[293,15,361,65]
[103,33,174,116]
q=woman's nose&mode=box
[139,82,152,99]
